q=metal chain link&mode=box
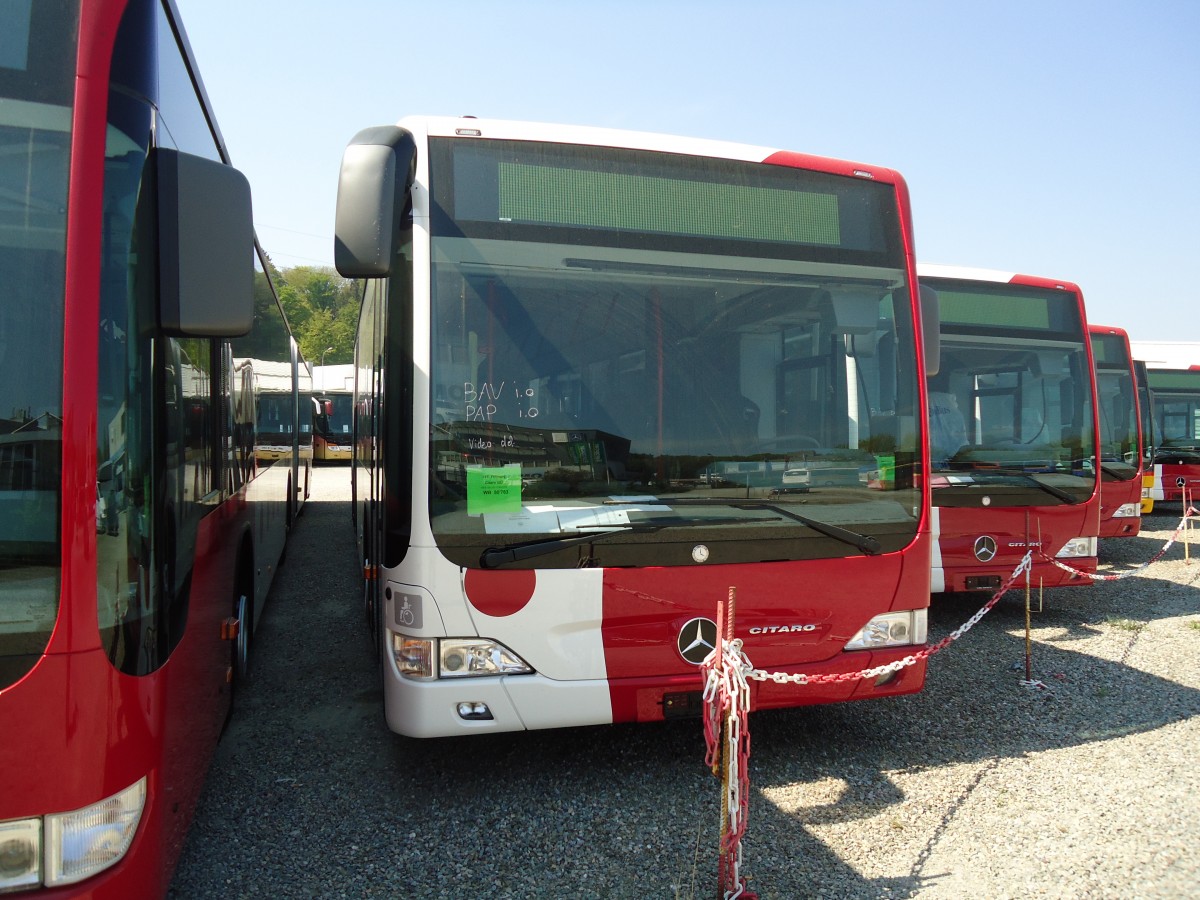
[701,634,755,899]
[1041,508,1196,581]
[699,507,1194,898]
[737,550,1034,686]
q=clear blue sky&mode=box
[179,0,1200,342]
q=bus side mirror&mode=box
[334,126,417,278]
[919,283,940,377]
[156,148,254,337]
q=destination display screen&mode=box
[1147,370,1200,392]
[927,280,1083,338]
[430,137,902,262]
[495,161,842,246]
[1090,332,1128,368]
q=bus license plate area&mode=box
[662,691,704,719]
[965,575,1002,591]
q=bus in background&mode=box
[0,0,307,894]
[920,264,1100,593]
[235,356,313,523]
[335,116,937,739]
[312,364,354,463]
[1089,324,1143,537]
[1133,358,1155,513]
[1129,342,1200,509]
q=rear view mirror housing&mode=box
[334,126,417,278]
[156,147,254,337]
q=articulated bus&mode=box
[312,365,355,463]
[335,116,937,738]
[0,0,308,894]
[1089,324,1143,537]
[920,264,1100,593]
[1130,342,1200,508]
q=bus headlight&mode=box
[844,609,927,650]
[391,635,533,679]
[393,636,435,679]
[1112,503,1140,518]
[0,819,40,891]
[43,778,145,887]
[1056,537,1097,558]
[439,639,532,677]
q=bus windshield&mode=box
[1147,370,1200,453]
[317,393,353,438]
[1135,360,1156,465]
[1091,330,1139,481]
[925,278,1096,506]
[0,2,74,689]
[427,138,922,568]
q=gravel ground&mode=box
[169,469,1200,899]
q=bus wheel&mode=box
[233,592,252,683]
[364,563,380,657]
[286,476,295,530]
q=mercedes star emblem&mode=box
[973,535,998,562]
[677,617,718,665]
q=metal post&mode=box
[1024,563,1033,683]
[1185,486,1192,565]
[716,587,736,899]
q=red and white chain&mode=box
[699,549,1034,899]
[1043,508,1197,581]
[701,638,754,899]
[737,550,1033,687]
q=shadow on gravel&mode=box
[741,565,1200,898]
[170,477,1199,900]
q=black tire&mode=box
[232,591,252,684]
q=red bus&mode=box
[1130,342,1200,508]
[1089,324,1143,537]
[0,0,308,894]
[335,116,937,738]
[919,265,1101,593]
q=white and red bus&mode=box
[1130,342,1200,508]
[919,265,1100,593]
[335,116,937,738]
[0,0,309,894]
[1089,324,1143,538]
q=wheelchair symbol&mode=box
[398,597,416,626]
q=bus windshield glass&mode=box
[318,393,353,437]
[925,278,1095,506]
[0,0,76,688]
[427,138,922,568]
[1091,331,1139,481]
[1135,360,1156,466]
[1147,370,1200,453]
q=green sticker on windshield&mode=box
[467,465,522,515]
[874,454,895,484]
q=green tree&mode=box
[272,265,361,366]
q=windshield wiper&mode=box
[1100,463,1135,479]
[607,498,882,555]
[478,516,755,568]
[951,467,1080,504]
